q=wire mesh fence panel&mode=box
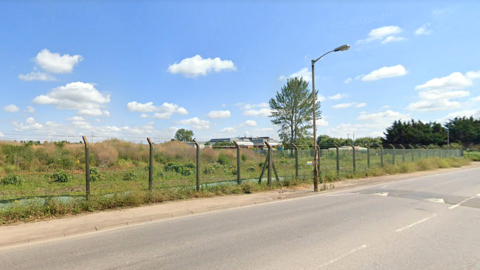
[238,148,265,182]
[198,148,237,185]
[272,149,297,183]
[297,149,314,182]
[319,148,337,181]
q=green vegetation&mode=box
[174,128,194,142]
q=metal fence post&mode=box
[390,144,396,165]
[265,142,272,186]
[193,140,200,191]
[379,145,384,167]
[350,144,356,173]
[147,138,153,192]
[409,144,415,161]
[233,141,241,185]
[334,143,340,177]
[316,145,322,182]
[366,144,371,168]
[399,144,405,163]
[82,136,90,201]
[292,144,298,179]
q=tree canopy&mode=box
[382,119,446,146]
[269,77,321,146]
[174,129,194,142]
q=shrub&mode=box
[123,171,137,181]
[218,153,229,165]
[89,167,104,182]
[51,170,71,183]
[92,143,118,167]
[241,154,247,162]
[1,174,25,185]
[165,162,195,176]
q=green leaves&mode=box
[269,77,321,146]
[174,129,194,142]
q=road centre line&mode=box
[449,196,475,209]
[395,214,437,233]
[318,245,368,268]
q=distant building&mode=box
[208,136,280,149]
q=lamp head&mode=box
[333,44,350,52]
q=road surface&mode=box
[1,167,480,269]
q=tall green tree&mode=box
[269,77,321,146]
[382,119,447,146]
[445,116,480,146]
[174,129,194,142]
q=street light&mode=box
[311,44,350,192]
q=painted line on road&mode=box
[318,244,368,268]
[381,185,388,188]
[425,198,445,204]
[374,192,389,197]
[449,197,475,210]
[395,214,437,233]
[326,193,359,197]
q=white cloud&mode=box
[0,132,4,137]
[279,67,311,82]
[238,102,269,110]
[25,106,35,113]
[127,101,188,119]
[472,96,480,102]
[3,104,19,113]
[332,103,354,109]
[329,93,348,100]
[332,102,366,109]
[317,118,329,127]
[35,49,83,73]
[207,110,231,119]
[414,23,432,35]
[253,127,274,132]
[357,26,404,44]
[361,65,407,81]
[220,127,236,133]
[381,36,405,44]
[241,120,257,127]
[66,116,85,121]
[32,82,110,116]
[358,110,409,124]
[408,70,480,111]
[18,71,56,81]
[140,114,149,119]
[176,117,210,130]
[317,94,326,103]
[167,55,236,78]
[243,108,272,117]
[344,78,352,84]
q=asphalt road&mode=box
[2,167,480,270]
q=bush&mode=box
[123,171,136,181]
[241,154,247,162]
[51,170,71,183]
[89,167,104,182]
[164,162,195,176]
[218,153,229,165]
[1,174,25,185]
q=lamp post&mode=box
[311,44,350,192]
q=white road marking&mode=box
[396,214,437,232]
[326,193,358,197]
[449,197,475,209]
[381,185,388,188]
[425,198,445,204]
[318,245,368,268]
[477,193,480,197]
[374,192,389,197]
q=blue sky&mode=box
[1,1,479,143]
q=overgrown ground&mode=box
[0,140,472,225]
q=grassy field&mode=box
[0,140,471,224]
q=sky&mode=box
[1,0,480,143]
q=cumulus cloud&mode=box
[3,104,19,113]
[407,70,480,111]
[127,101,188,119]
[357,26,404,44]
[329,93,348,100]
[361,65,407,81]
[279,67,311,82]
[167,55,236,78]
[242,108,272,117]
[35,49,83,73]
[207,110,231,119]
[438,109,480,123]
[236,102,269,110]
[18,71,56,81]
[344,78,352,84]
[415,23,432,35]
[241,120,257,127]
[25,106,35,113]
[332,102,367,109]
[220,127,236,133]
[176,117,210,130]
[32,82,110,116]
